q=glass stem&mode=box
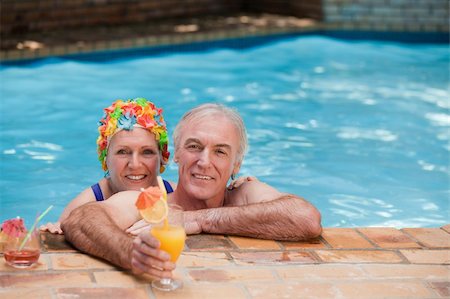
[160,278,172,285]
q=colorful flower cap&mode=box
[97,98,170,173]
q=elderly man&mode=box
[62,103,321,279]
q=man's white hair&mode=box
[173,103,248,163]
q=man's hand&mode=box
[131,231,176,279]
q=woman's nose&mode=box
[128,153,141,168]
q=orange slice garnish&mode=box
[135,186,168,223]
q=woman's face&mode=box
[106,128,161,193]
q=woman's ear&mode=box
[232,161,241,176]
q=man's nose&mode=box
[197,150,211,167]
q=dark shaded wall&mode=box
[243,0,322,19]
[0,0,243,35]
[1,0,447,38]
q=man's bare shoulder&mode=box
[224,180,285,206]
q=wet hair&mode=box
[173,103,248,163]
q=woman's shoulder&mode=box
[163,179,177,193]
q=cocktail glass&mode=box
[151,204,186,291]
[4,228,40,268]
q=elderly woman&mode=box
[41,97,173,234]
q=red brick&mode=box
[188,268,274,282]
[441,224,450,234]
[231,251,317,265]
[280,237,328,249]
[321,228,374,248]
[0,272,92,288]
[0,288,52,299]
[361,264,449,279]
[246,282,335,299]
[336,281,433,298]
[185,235,234,251]
[400,249,450,264]
[228,236,281,250]
[178,252,231,267]
[358,227,421,248]
[51,253,114,270]
[428,281,450,297]
[55,287,148,299]
[402,228,450,248]
[277,264,365,279]
[152,284,246,298]
[316,249,403,263]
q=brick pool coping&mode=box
[2,12,446,63]
[0,225,449,298]
[0,14,320,62]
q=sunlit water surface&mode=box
[1,35,449,228]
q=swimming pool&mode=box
[1,33,448,228]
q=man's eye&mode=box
[187,144,200,150]
[216,149,227,156]
[117,149,128,154]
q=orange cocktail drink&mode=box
[151,223,185,262]
[136,177,186,291]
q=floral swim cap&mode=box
[97,98,170,173]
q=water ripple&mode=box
[336,127,398,142]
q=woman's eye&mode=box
[117,149,128,155]
[143,149,155,155]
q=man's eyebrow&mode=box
[184,138,232,150]
[184,138,201,145]
[215,143,232,150]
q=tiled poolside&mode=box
[1,226,449,298]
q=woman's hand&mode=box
[126,219,152,236]
[227,176,258,190]
[39,222,63,234]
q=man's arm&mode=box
[61,190,175,278]
[184,181,322,241]
[61,201,135,268]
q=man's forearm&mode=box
[61,203,133,269]
[186,195,322,241]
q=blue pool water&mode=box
[1,34,449,228]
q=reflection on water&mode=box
[1,36,448,228]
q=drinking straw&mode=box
[156,176,169,228]
[18,205,53,251]
[156,176,167,201]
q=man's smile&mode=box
[192,173,213,181]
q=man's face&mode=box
[175,114,241,205]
